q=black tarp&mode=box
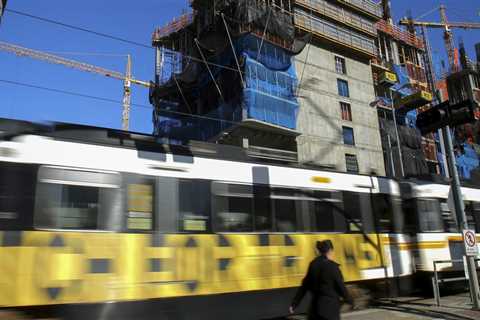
[380,119,429,178]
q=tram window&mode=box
[253,184,272,232]
[34,167,120,231]
[417,199,444,232]
[471,202,480,232]
[35,183,117,230]
[126,178,154,231]
[179,180,211,233]
[439,201,458,233]
[342,192,374,233]
[273,199,298,232]
[464,201,479,231]
[213,183,253,232]
[372,194,394,232]
[403,199,419,233]
[310,191,346,232]
[272,188,303,232]
[0,163,36,230]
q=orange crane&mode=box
[0,41,152,130]
[399,5,480,73]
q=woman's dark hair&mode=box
[316,240,334,255]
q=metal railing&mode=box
[294,8,376,56]
[432,258,480,307]
[296,0,377,35]
[338,0,383,18]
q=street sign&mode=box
[463,229,479,257]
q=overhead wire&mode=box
[5,8,245,74]
[0,78,243,126]
[5,9,152,49]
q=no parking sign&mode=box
[463,229,479,256]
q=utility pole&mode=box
[389,88,405,177]
[443,124,480,309]
[417,97,480,309]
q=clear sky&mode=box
[1,0,479,133]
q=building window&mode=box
[342,126,355,146]
[335,56,347,74]
[345,154,359,173]
[337,79,350,97]
[340,102,352,121]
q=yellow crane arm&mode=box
[0,41,151,88]
[399,19,480,30]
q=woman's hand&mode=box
[289,306,295,314]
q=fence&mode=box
[432,258,480,307]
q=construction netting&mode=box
[380,118,429,177]
[150,1,305,142]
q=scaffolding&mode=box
[296,0,377,36]
[338,0,383,18]
[295,7,377,56]
[376,19,424,49]
[152,13,194,43]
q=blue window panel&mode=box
[337,79,350,98]
[343,126,355,146]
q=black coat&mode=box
[291,256,353,320]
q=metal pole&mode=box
[433,261,441,306]
[438,128,450,178]
[387,132,396,176]
[390,88,405,177]
[155,46,163,85]
[442,125,480,310]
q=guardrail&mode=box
[432,258,480,307]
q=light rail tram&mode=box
[0,120,479,320]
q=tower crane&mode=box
[0,41,152,131]
[399,5,480,73]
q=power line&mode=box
[0,78,243,126]
[5,9,152,49]
[5,8,245,74]
[0,78,138,107]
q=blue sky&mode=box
[1,0,479,133]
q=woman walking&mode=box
[289,240,353,320]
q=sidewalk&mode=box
[374,293,480,320]
[288,293,480,320]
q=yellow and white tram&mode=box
[0,120,478,319]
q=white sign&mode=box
[463,229,479,256]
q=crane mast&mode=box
[0,41,151,131]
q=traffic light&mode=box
[416,99,478,135]
[449,98,478,127]
[416,101,449,135]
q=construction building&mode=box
[370,3,436,178]
[293,0,385,174]
[149,0,387,175]
[442,42,480,180]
